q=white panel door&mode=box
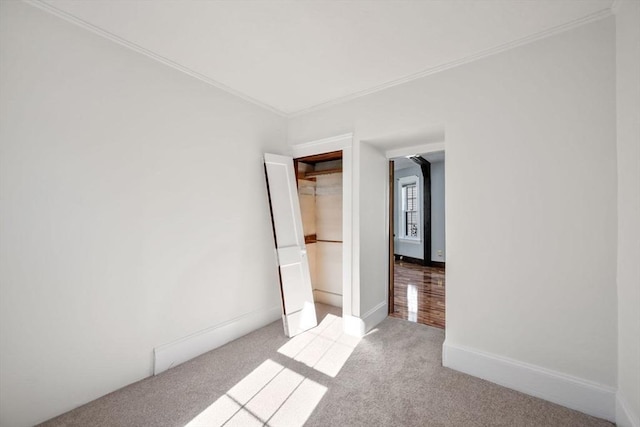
[264,153,317,337]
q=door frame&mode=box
[410,155,432,267]
[388,160,395,314]
[385,143,445,315]
[291,134,354,322]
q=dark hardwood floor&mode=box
[390,260,445,329]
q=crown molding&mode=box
[288,6,615,118]
[610,0,621,14]
[23,0,288,117]
[24,0,614,119]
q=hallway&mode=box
[390,260,445,329]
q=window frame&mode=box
[398,175,421,242]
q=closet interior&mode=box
[295,151,343,308]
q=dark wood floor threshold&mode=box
[394,255,423,265]
[390,260,445,329]
[394,254,445,268]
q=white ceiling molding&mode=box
[24,0,288,117]
[610,0,621,14]
[288,7,614,117]
[25,0,614,118]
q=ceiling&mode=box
[37,0,614,116]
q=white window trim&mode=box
[398,175,421,242]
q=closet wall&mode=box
[297,158,343,308]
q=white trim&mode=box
[153,305,281,375]
[290,134,354,325]
[351,140,361,318]
[341,301,387,337]
[386,142,445,159]
[342,314,365,337]
[312,289,343,308]
[611,0,621,14]
[617,392,640,427]
[398,175,421,241]
[362,301,388,333]
[23,0,287,117]
[442,341,616,422]
[289,8,614,117]
[341,145,354,319]
[290,133,354,158]
[26,0,613,118]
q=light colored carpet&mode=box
[40,304,612,427]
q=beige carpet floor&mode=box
[40,304,613,427]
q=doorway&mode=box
[294,151,344,310]
[290,134,357,335]
[388,151,446,328]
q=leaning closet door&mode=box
[264,153,317,337]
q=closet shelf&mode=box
[303,168,342,178]
[304,234,343,244]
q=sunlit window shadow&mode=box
[185,359,327,427]
[185,312,362,426]
[278,313,361,377]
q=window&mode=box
[399,175,420,240]
[404,183,418,237]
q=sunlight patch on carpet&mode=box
[184,359,327,427]
[277,313,361,377]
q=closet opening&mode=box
[294,151,344,310]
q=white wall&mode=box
[430,161,446,262]
[615,1,640,426]
[0,2,287,426]
[290,16,617,392]
[297,170,344,307]
[315,173,343,307]
[356,142,389,318]
[298,179,317,286]
[0,1,628,425]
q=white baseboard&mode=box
[154,305,281,375]
[363,301,388,332]
[343,314,366,337]
[313,289,343,308]
[442,341,616,422]
[343,301,388,337]
[617,392,640,427]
